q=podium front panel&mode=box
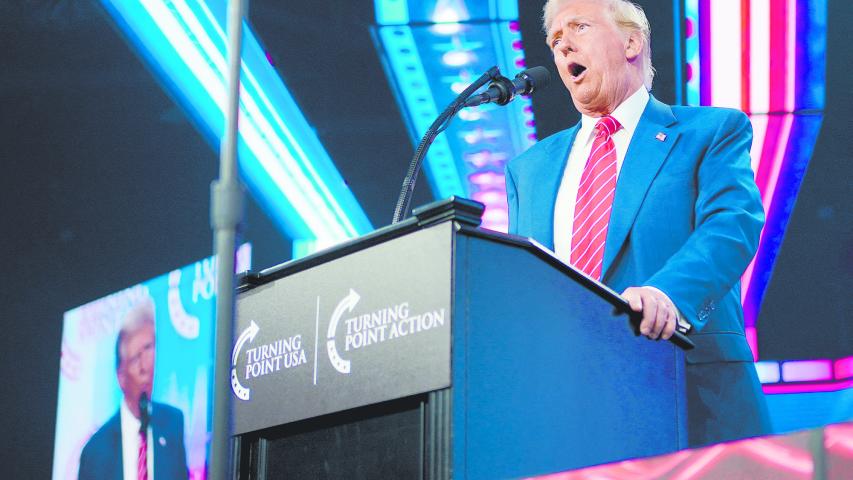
[232,224,455,435]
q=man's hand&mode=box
[621,286,677,340]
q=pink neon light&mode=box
[753,112,780,199]
[782,359,833,382]
[761,114,793,213]
[824,423,853,458]
[670,445,727,480]
[740,114,769,316]
[835,357,853,380]
[740,0,750,113]
[468,171,506,188]
[785,0,796,112]
[709,1,742,108]
[526,424,853,480]
[745,326,758,361]
[763,379,853,394]
[768,0,788,111]
[472,190,505,205]
[749,0,770,114]
[740,439,814,475]
[482,206,507,223]
[748,114,768,184]
[524,451,694,480]
[672,435,815,479]
[607,453,693,480]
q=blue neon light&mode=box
[101,0,372,251]
[377,26,467,199]
[373,0,537,230]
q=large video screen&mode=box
[52,246,250,479]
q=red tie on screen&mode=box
[138,430,148,480]
[570,115,622,280]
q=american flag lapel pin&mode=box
[655,132,667,142]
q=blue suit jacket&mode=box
[506,96,764,364]
[78,402,189,480]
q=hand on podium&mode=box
[621,286,678,341]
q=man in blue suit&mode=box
[506,0,771,446]
[78,301,188,479]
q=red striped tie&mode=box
[138,430,148,480]
[570,115,622,280]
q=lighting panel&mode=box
[681,0,830,393]
[374,0,536,232]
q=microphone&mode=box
[139,392,150,433]
[463,66,551,107]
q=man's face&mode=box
[117,323,155,406]
[547,0,641,115]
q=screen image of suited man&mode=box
[506,0,772,447]
[78,299,188,479]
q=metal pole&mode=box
[210,0,246,478]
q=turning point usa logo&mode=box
[230,320,307,401]
[326,289,446,374]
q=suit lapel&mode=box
[110,413,124,480]
[151,403,166,474]
[601,96,679,280]
[532,124,579,248]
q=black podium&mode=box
[231,199,688,479]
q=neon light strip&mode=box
[764,380,853,394]
[754,361,780,383]
[836,357,853,380]
[685,0,837,396]
[745,326,759,362]
[196,3,364,239]
[740,0,750,113]
[684,0,700,105]
[375,0,410,24]
[495,0,519,20]
[698,0,712,105]
[374,1,536,231]
[141,1,351,241]
[740,113,768,313]
[102,0,372,250]
[749,0,770,114]
[150,2,326,235]
[376,25,465,199]
[756,356,853,387]
[709,1,741,108]
[760,115,793,216]
[181,1,363,241]
[785,0,797,112]
[782,359,833,382]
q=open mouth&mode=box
[568,62,587,79]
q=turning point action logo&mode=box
[326,289,446,374]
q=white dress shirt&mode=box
[120,399,154,480]
[553,86,649,263]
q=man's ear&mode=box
[625,30,643,61]
[117,368,126,392]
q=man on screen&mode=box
[78,300,188,479]
[505,0,771,446]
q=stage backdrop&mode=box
[52,245,251,480]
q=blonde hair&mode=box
[115,298,156,371]
[543,0,655,89]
